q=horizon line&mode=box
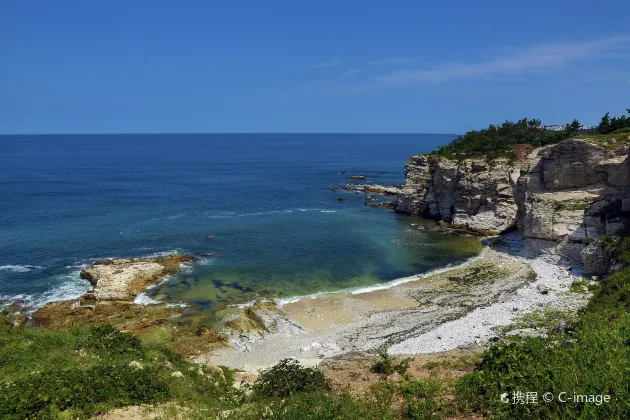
[0,131,459,136]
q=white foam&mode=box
[320,210,337,213]
[27,271,91,309]
[147,249,182,258]
[0,265,43,273]
[134,293,160,305]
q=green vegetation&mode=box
[0,323,238,419]
[432,108,630,160]
[433,118,571,160]
[252,358,329,399]
[597,108,630,134]
[2,246,629,418]
[3,233,629,418]
[370,349,411,376]
[452,236,630,419]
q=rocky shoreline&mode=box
[198,232,590,372]
[17,254,228,357]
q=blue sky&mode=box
[2,0,630,134]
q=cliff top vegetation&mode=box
[433,108,630,160]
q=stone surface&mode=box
[397,139,630,266]
[396,155,520,234]
[79,255,196,301]
[581,241,610,276]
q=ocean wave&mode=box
[205,208,338,219]
[134,293,160,305]
[26,271,91,309]
[0,265,44,273]
[147,249,182,258]
[274,249,489,305]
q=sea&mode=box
[0,134,480,317]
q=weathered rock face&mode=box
[397,155,520,234]
[397,139,630,269]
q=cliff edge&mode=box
[396,138,630,274]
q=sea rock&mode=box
[350,175,366,180]
[32,253,227,359]
[79,254,196,301]
[396,155,519,234]
[198,252,217,257]
[225,301,307,348]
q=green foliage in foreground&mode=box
[0,323,237,419]
[252,358,329,399]
[453,312,630,419]
[371,348,411,376]
[453,236,630,419]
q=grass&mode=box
[0,323,237,419]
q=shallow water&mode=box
[0,133,479,312]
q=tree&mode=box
[598,112,613,134]
[566,119,581,134]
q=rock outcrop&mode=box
[79,255,196,301]
[397,138,630,274]
[397,155,520,234]
[30,254,226,357]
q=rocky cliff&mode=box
[396,138,630,274]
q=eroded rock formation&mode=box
[396,138,630,275]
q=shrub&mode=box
[371,349,410,376]
[0,364,169,418]
[252,359,329,399]
[433,118,570,160]
[77,324,145,357]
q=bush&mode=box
[433,118,570,160]
[77,324,145,357]
[371,349,410,376]
[252,359,329,399]
[0,364,169,418]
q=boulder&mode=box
[581,241,610,276]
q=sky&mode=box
[2,0,630,134]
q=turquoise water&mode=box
[0,134,479,312]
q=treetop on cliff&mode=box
[434,108,630,160]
